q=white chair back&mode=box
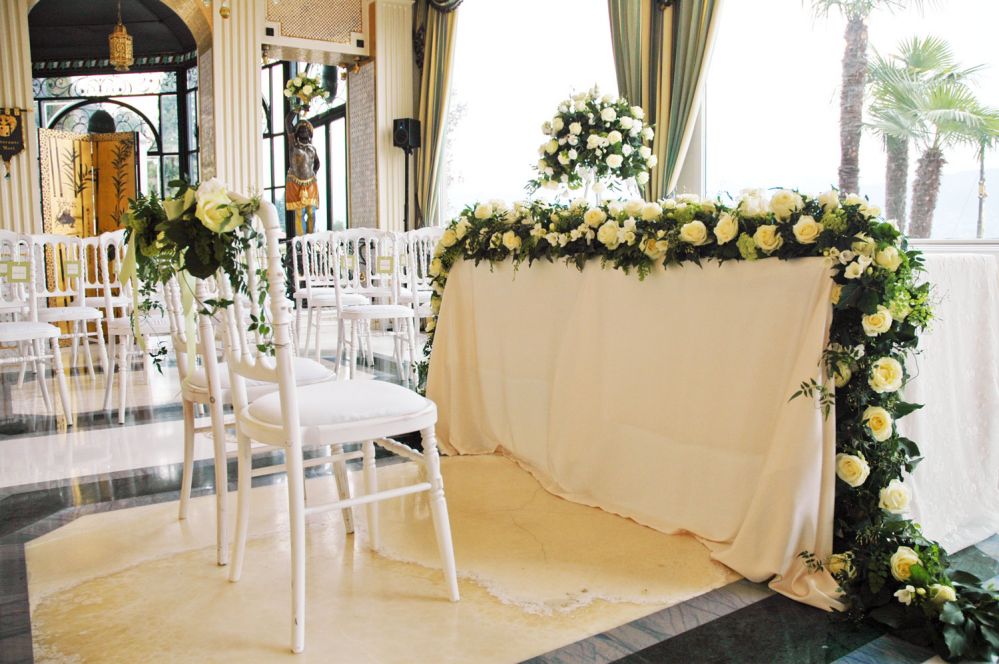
[406,226,443,291]
[29,233,87,306]
[0,230,35,319]
[100,229,129,315]
[334,228,406,298]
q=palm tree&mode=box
[906,80,999,237]
[867,37,979,223]
[812,1,923,194]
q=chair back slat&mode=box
[0,231,34,317]
[29,233,87,304]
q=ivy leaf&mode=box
[940,601,965,626]
[942,623,967,657]
[948,570,983,586]
[893,402,924,419]
[858,289,880,314]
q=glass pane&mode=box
[161,95,179,153]
[33,72,176,99]
[271,65,285,136]
[186,91,198,149]
[263,138,273,189]
[273,135,286,185]
[273,188,286,221]
[329,117,348,230]
[186,65,198,90]
[146,157,161,196]
[162,155,180,193]
[312,124,328,231]
[189,153,199,184]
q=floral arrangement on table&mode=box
[284,73,329,114]
[421,189,999,661]
[530,86,656,193]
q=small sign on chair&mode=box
[340,255,357,272]
[63,259,81,278]
[0,260,9,279]
[375,256,394,275]
[8,261,30,283]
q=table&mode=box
[427,256,842,610]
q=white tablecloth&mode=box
[428,257,841,610]
[901,253,999,551]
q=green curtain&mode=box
[414,2,460,227]
[607,0,721,200]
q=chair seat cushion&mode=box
[302,292,370,307]
[85,295,130,309]
[186,356,332,393]
[108,316,172,335]
[340,304,414,320]
[247,379,431,428]
[0,322,60,343]
[37,306,103,322]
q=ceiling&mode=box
[29,0,196,64]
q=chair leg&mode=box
[102,335,116,411]
[94,322,109,375]
[335,319,345,378]
[81,324,96,379]
[69,325,79,370]
[331,443,354,534]
[362,440,379,550]
[364,322,374,366]
[33,340,53,413]
[304,306,314,356]
[296,305,304,349]
[228,434,252,583]
[286,442,307,654]
[50,337,74,427]
[117,334,129,424]
[314,307,324,362]
[16,342,27,387]
[421,427,459,602]
[349,322,358,379]
[179,399,195,520]
[209,394,229,566]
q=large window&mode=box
[705,1,999,239]
[34,67,199,196]
[443,0,618,219]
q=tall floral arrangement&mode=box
[422,189,999,661]
[531,87,656,193]
[284,73,329,114]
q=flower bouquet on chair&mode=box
[529,86,656,202]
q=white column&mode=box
[0,0,42,234]
[211,0,264,195]
[372,0,414,233]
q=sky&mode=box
[443,0,999,238]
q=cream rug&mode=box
[28,455,738,663]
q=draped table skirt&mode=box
[427,257,842,610]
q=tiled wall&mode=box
[265,0,362,44]
[348,61,377,229]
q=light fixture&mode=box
[108,1,133,72]
[219,0,231,19]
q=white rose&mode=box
[428,258,443,277]
[875,246,902,272]
[502,230,522,252]
[474,203,494,220]
[622,144,634,156]
[714,212,739,244]
[607,130,623,144]
[440,229,458,248]
[558,153,570,165]
[569,122,583,135]
[544,139,558,154]
[197,177,226,199]
[568,148,578,160]
[641,126,655,141]
[826,553,856,579]
[889,546,921,581]
[642,237,669,260]
[623,230,637,245]
[879,479,911,514]
[631,105,644,119]
[863,406,894,441]
[552,117,564,132]
[833,360,852,388]
[860,202,881,218]
[852,233,876,257]
[862,305,893,336]
[843,193,865,207]
[195,187,242,234]
[843,261,864,280]
[302,84,313,95]
[739,189,769,217]
[600,107,617,122]
[753,224,784,254]
[646,154,659,168]
[636,171,650,185]
[567,135,578,146]
[679,220,709,246]
[792,215,823,244]
[619,116,634,130]
[930,584,957,604]
[454,218,471,239]
[639,146,652,159]
[769,189,804,220]
[597,220,622,249]
[869,357,904,393]
[586,134,602,150]
[606,154,624,169]
[608,202,624,218]
[835,453,870,487]
[640,202,662,221]
[819,190,840,211]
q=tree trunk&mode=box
[884,136,908,224]
[908,146,945,239]
[977,149,987,239]
[838,17,868,194]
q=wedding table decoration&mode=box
[422,186,999,660]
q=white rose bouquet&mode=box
[284,73,329,114]
[531,86,654,193]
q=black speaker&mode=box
[393,118,421,150]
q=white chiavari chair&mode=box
[220,201,458,654]
[402,226,443,324]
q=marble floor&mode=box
[1,336,997,663]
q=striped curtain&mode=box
[414,1,460,227]
[607,0,721,200]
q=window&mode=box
[705,0,999,239]
[443,0,618,220]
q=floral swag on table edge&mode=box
[120,178,270,365]
[420,189,999,661]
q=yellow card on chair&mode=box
[8,261,29,283]
[340,255,357,272]
[0,261,9,279]
[375,256,394,275]
[63,259,81,278]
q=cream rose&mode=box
[862,406,893,441]
[636,171,650,185]
[769,189,803,220]
[569,121,582,135]
[600,107,617,123]
[836,453,871,487]
[195,186,242,234]
[584,208,607,228]
[792,215,823,244]
[879,479,911,514]
[889,546,921,581]
[819,189,840,211]
[163,188,196,221]
[869,357,904,393]
[501,230,522,251]
[440,229,458,248]
[454,218,471,239]
[642,237,668,260]
[714,212,739,244]
[831,283,843,305]
[552,117,564,132]
[679,220,709,246]
[875,246,902,272]
[624,200,645,217]
[474,203,494,220]
[930,584,957,604]
[826,553,856,579]
[852,233,876,257]
[862,305,893,336]
[544,139,558,155]
[607,130,623,144]
[753,225,784,254]
[606,154,624,169]
[640,203,662,221]
[428,258,443,277]
[739,189,769,217]
[597,220,622,249]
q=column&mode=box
[372,0,414,233]
[0,0,42,234]
[211,0,265,195]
